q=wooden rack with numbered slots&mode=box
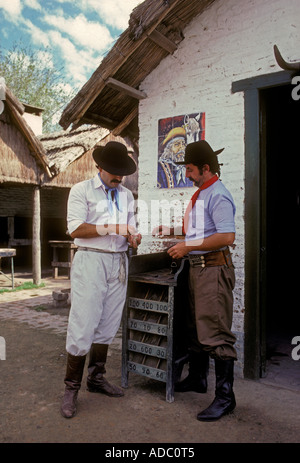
[122,252,189,403]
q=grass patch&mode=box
[0,281,45,294]
[33,305,47,312]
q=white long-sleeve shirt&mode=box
[67,174,136,252]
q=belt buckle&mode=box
[224,250,233,267]
[190,254,205,268]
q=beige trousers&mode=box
[187,264,237,360]
[66,250,128,356]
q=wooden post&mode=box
[32,186,41,285]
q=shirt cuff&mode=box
[67,220,84,235]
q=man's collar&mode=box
[94,173,121,191]
[93,174,103,189]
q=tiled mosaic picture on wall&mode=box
[157,112,205,189]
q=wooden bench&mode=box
[0,248,16,289]
[49,241,77,279]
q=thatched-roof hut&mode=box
[0,86,54,283]
[0,87,138,282]
[0,86,52,182]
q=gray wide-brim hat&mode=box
[175,140,224,165]
[92,141,136,176]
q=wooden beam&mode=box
[112,106,138,136]
[106,77,147,100]
[73,113,118,131]
[148,29,177,54]
[32,186,41,285]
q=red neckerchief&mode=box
[183,174,219,235]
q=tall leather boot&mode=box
[197,358,236,421]
[175,350,209,393]
[86,343,124,397]
[60,353,86,419]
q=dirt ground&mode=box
[0,276,299,446]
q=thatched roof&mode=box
[3,86,53,177]
[59,0,216,138]
[1,85,137,186]
[39,127,139,195]
[39,125,109,176]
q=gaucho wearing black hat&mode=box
[156,139,237,423]
[61,140,140,420]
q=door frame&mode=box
[232,70,293,379]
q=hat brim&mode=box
[175,147,224,165]
[97,158,136,176]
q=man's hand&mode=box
[167,241,191,259]
[128,232,142,249]
[122,225,142,249]
[167,232,236,258]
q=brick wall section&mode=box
[136,0,300,375]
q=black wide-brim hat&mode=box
[175,140,224,165]
[92,141,136,176]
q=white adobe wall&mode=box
[137,0,300,376]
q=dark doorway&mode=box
[260,83,300,388]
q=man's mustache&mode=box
[111,179,121,183]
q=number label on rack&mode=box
[128,297,169,313]
[128,318,167,335]
[127,361,167,382]
[128,340,166,359]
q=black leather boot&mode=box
[60,353,86,418]
[175,350,209,393]
[86,343,124,397]
[197,359,236,421]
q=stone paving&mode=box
[0,273,70,335]
[0,271,299,392]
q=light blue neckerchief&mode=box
[99,174,122,215]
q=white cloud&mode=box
[55,0,143,31]
[0,0,22,20]
[92,0,143,30]
[24,0,42,10]
[18,15,104,87]
[22,18,51,47]
[43,13,113,53]
[47,30,101,86]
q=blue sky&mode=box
[0,0,142,92]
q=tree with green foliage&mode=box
[0,42,75,133]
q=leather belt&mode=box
[77,247,127,283]
[77,246,113,254]
[188,248,233,268]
